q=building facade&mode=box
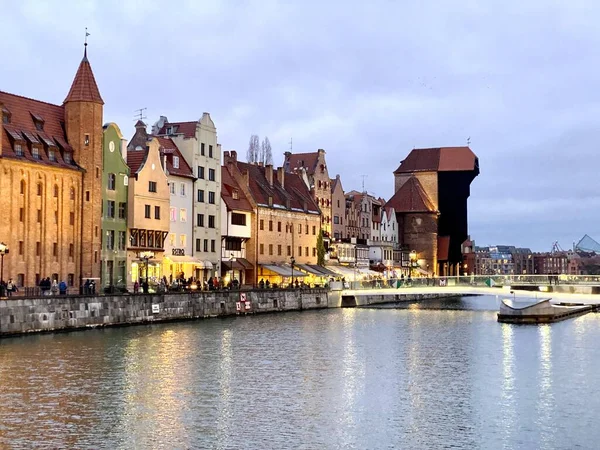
[330,174,345,241]
[101,123,129,290]
[0,45,103,288]
[154,114,221,282]
[125,136,170,287]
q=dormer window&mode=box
[48,149,56,162]
[32,146,40,160]
[64,152,72,164]
[14,144,23,156]
[30,113,45,130]
[232,189,239,200]
[173,155,179,169]
[166,126,173,135]
[2,107,10,124]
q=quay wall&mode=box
[0,289,328,337]
[328,290,463,308]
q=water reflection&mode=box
[501,323,516,447]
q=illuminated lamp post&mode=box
[291,256,296,289]
[0,242,8,297]
[140,251,154,293]
[409,250,417,277]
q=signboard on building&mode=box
[172,248,185,256]
[240,293,247,302]
[151,304,160,314]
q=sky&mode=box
[1,0,598,252]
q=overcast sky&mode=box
[2,0,597,251]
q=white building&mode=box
[153,113,222,282]
[381,206,398,244]
[156,137,196,282]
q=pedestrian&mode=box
[259,278,265,289]
[59,280,67,296]
[6,278,14,297]
[133,280,139,294]
[51,279,59,296]
[208,277,214,290]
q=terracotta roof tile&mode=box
[285,152,319,174]
[157,121,197,139]
[64,51,103,104]
[221,166,253,212]
[0,91,76,169]
[394,147,478,173]
[236,161,319,213]
[156,136,194,179]
[126,148,148,174]
[385,176,437,213]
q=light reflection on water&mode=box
[1,296,599,449]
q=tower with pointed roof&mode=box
[64,43,104,282]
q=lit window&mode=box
[170,207,177,222]
[180,234,186,247]
[180,208,187,222]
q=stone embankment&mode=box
[0,289,328,337]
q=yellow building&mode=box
[125,136,170,288]
[0,45,103,289]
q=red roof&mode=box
[438,236,450,261]
[0,91,76,169]
[235,161,319,213]
[64,50,103,104]
[385,176,436,213]
[156,136,194,179]
[126,148,148,174]
[394,147,478,173]
[157,121,197,139]
[221,166,253,212]
[285,152,320,174]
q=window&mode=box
[197,189,204,202]
[169,233,176,246]
[313,226,316,235]
[119,231,126,250]
[155,206,161,220]
[232,189,239,200]
[306,246,309,257]
[269,244,273,255]
[32,147,40,160]
[260,243,264,255]
[108,173,116,190]
[208,191,215,204]
[298,246,302,256]
[197,166,205,179]
[260,219,264,231]
[70,212,75,225]
[180,208,187,222]
[196,239,201,252]
[197,214,205,227]
[86,191,90,202]
[298,224,302,234]
[170,207,177,221]
[180,183,186,196]
[123,175,128,186]
[208,215,215,228]
[19,208,24,222]
[107,200,115,218]
[209,168,215,181]
[269,220,273,231]
[67,274,74,287]
[278,244,282,256]
[204,239,208,252]
[144,205,151,218]
[53,185,58,197]
[277,222,281,232]
[36,241,41,256]
[201,143,205,156]
[173,156,180,168]
[64,152,71,164]
[180,234,186,248]
[19,241,23,255]
[334,216,339,224]
[287,245,291,256]
[48,149,56,162]
[169,182,175,195]
[84,134,90,146]
[313,248,317,257]
[148,181,157,193]
[15,144,23,156]
[37,183,43,196]
[106,230,115,250]
[337,199,340,207]
[37,209,41,223]
[209,145,213,158]
[118,202,126,219]
[231,213,246,226]
[70,187,75,200]
[211,239,215,252]
[306,224,309,234]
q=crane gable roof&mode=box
[385,176,436,213]
[394,146,477,173]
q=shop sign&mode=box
[152,304,160,313]
[240,293,247,302]
[172,248,185,256]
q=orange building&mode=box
[0,45,103,288]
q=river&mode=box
[0,295,598,449]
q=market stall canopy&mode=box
[295,264,325,276]
[309,265,338,277]
[261,264,306,277]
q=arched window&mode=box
[54,185,59,197]
[70,187,75,200]
[37,183,43,196]
[20,180,26,194]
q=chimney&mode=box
[318,148,325,154]
[242,169,250,187]
[265,164,273,187]
[277,167,285,189]
[230,150,237,161]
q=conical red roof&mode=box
[64,47,103,104]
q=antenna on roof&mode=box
[467,136,471,145]
[134,108,147,122]
[361,174,368,193]
[289,137,293,151]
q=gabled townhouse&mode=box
[330,174,345,241]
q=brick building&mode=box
[224,151,321,286]
[330,174,345,241]
[0,45,103,288]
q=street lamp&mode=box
[140,251,154,293]
[229,253,235,288]
[291,256,296,288]
[0,243,8,296]
[409,250,417,277]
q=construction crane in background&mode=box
[551,241,564,253]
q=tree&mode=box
[317,229,326,266]
[246,134,260,163]
[262,137,273,165]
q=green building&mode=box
[101,123,130,290]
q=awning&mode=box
[166,255,203,264]
[203,261,214,269]
[307,264,338,277]
[261,264,306,277]
[328,265,358,278]
[222,258,254,271]
[295,264,325,276]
